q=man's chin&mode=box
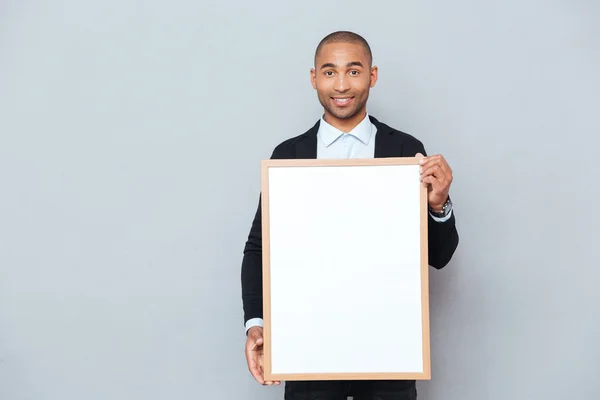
[329,109,359,120]
[322,105,352,118]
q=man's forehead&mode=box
[316,43,370,65]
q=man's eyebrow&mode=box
[347,61,364,68]
[320,62,337,69]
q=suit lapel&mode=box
[371,116,400,158]
[295,120,319,159]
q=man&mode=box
[241,31,459,400]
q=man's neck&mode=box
[323,110,367,133]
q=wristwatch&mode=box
[429,197,453,218]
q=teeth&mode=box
[334,98,350,103]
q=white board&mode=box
[261,158,430,381]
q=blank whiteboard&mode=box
[260,157,430,381]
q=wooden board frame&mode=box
[260,157,430,381]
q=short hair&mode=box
[314,31,373,66]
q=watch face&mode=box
[431,199,451,218]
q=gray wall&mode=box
[1,1,598,399]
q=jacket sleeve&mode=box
[413,141,460,269]
[240,193,264,325]
[240,146,284,326]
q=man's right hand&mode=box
[245,326,281,386]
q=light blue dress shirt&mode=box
[316,112,377,159]
[245,114,453,334]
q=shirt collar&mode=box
[318,113,373,147]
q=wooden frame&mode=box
[261,157,430,381]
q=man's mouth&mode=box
[331,97,353,106]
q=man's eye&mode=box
[349,70,359,76]
[325,71,334,76]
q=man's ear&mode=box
[310,68,317,89]
[370,65,379,88]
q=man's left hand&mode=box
[416,153,453,211]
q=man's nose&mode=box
[334,75,350,92]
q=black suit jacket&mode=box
[241,116,459,325]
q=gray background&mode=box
[1,0,599,399]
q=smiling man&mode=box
[241,31,459,400]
